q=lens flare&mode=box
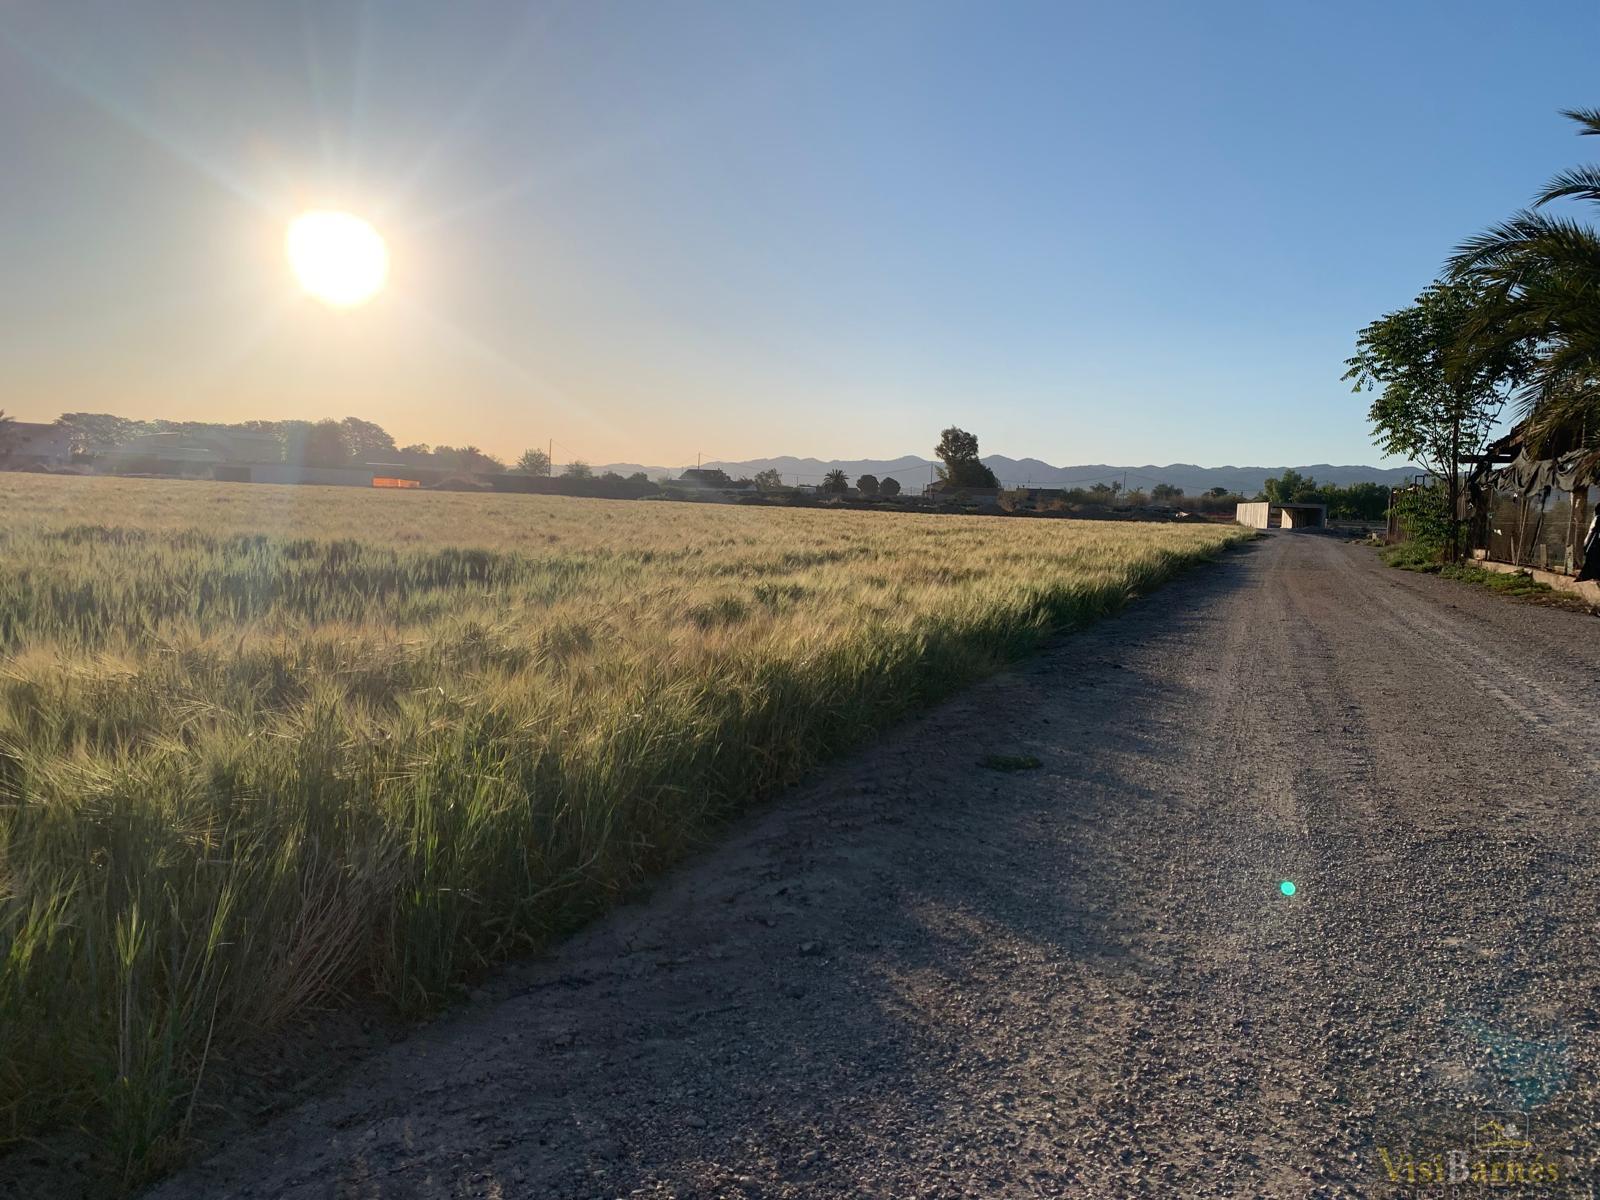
[1279,880,1297,897]
[286,211,389,307]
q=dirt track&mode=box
[149,534,1600,1199]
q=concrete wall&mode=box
[1474,556,1600,605]
[226,465,383,487]
[1235,501,1271,529]
[1280,505,1327,529]
[1237,502,1327,529]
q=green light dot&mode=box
[1279,880,1297,897]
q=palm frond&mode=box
[1520,382,1600,452]
[1440,111,1600,459]
[1561,108,1600,137]
[1536,164,1600,206]
[1448,210,1600,277]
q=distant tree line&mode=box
[52,412,515,473]
[1259,469,1390,522]
[38,411,1398,522]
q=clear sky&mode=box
[1,0,1593,467]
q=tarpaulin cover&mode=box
[1486,449,1595,496]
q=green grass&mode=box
[1438,561,1558,598]
[0,475,1247,1185]
[1381,536,1563,598]
[1380,541,1594,610]
[1379,539,1447,571]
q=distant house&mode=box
[104,431,223,466]
[2,421,73,468]
[925,479,1003,509]
[673,468,755,492]
[675,468,753,490]
[108,429,283,466]
[1000,487,1072,513]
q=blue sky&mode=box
[1,0,1593,466]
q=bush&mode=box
[1380,540,1446,571]
[1388,484,1451,562]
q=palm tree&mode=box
[1448,109,1600,456]
[821,468,849,493]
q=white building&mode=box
[2,421,73,468]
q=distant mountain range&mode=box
[588,455,1417,495]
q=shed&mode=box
[1236,501,1327,530]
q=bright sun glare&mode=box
[285,211,389,307]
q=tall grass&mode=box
[0,475,1246,1182]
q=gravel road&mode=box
[149,534,1600,1199]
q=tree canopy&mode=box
[1446,108,1600,455]
[516,448,552,476]
[934,426,999,488]
[1344,279,1527,480]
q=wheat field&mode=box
[0,474,1246,1180]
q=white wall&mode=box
[1235,501,1271,528]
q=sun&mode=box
[285,211,389,307]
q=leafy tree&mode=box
[1207,486,1230,498]
[461,446,504,472]
[1447,108,1600,454]
[878,476,902,497]
[1151,482,1184,503]
[855,473,879,496]
[339,417,396,460]
[56,412,144,453]
[0,410,13,463]
[563,459,594,479]
[429,444,501,473]
[293,419,350,468]
[516,448,552,475]
[934,426,999,488]
[1344,279,1529,558]
[1264,469,1316,504]
[821,468,850,493]
[1323,481,1391,522]
[753,468,784,490]
[1391,483,1452,554]
[398,443,432,463]
[627,472,650,484]
[683,467,732,486]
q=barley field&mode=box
[0,474,1246,1181]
